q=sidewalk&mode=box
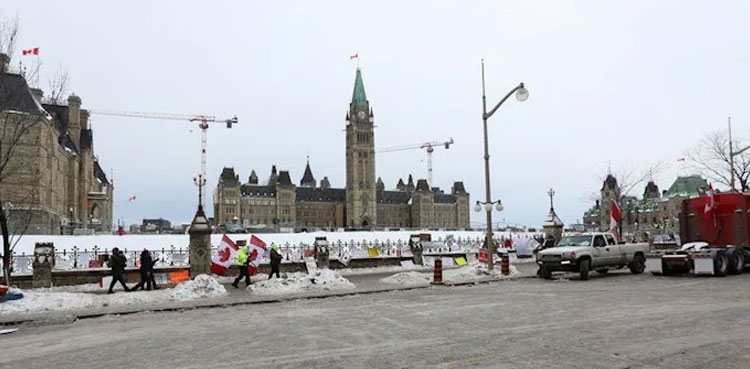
[0,263,539,326]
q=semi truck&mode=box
[646,192,750,276]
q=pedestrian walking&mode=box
[232,243,251,288]
[107,247,130,294]
[131,249,159,291]
[268,243,282,279]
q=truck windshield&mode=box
[556,236,592,247]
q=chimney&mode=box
[67,94,82,147]
[30,88,44,102]
[81,109,89,130]
[0,53,9,74]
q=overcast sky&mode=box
[4,1,749,227]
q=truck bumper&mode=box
[539,260,578,273]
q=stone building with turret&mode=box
[0,53,113,234]
[213,69,470,230]
[583,174,709,235]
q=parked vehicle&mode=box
[647,192,750,276]
[537,232,650,280]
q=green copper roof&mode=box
[351,69,368,106]
[666,175,708,198]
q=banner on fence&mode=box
[155,273,169,286]
[304,256,318,273]
[422,256,435,267]
[400,260,415,269]
[478,248,489,263]
[454,257,468,266]
[367,247,379,258]
[442,257,455,268]
[169,270,190,284]
[339,249,352,266]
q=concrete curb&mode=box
[0,272,539,326]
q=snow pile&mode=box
[442,262,520,283]
[170,274,227,300]
[380,271,431,285]
[0,289,97,314]
[249,269,355,296]
[337,264,425,276]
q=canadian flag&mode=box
[350,53,358,59]
[610,201,621,241]
[247,235,267,276]
[22,47,39,56]
[704,183,716,220]
[211,235,239,276]
[128,195,137,202]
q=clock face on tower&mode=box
[357,111,366,120]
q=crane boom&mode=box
[88,109,238,211]
[377,138,454,186]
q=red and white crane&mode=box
[88,109,238,210]
[377,138,454,187]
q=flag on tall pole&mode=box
[349,53,358,59]
[128,195,137,202]
[610,201,621,241]
[21,47,39,56]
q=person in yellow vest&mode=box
[232,243,251,288]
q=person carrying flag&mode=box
[269,243,282,279]
[232,241,251,288]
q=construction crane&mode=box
[377,138,454,187]
[88,109,238,211]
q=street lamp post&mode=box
[479,59,528,270]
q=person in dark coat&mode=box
[131,250,159,291]
[107,247,130,294]
[268,244,282,279]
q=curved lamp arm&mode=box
[484,83,526,120]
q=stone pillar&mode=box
[314,237,329,269]
[188,207,212,278]
[32,242,54,288]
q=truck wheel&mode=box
[540,266,552,280]
[728,250,744,275]
[630,254,646,274]
[579,259,590,281]
[714,251,728,277]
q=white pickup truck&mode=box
[536,232,650,280]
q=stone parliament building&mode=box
[214,69,470,230]
[0,54,113,235]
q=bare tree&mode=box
[45,64,70,105]
[687,129,750,192]
[0,16,46,285]
[0,14,19,58]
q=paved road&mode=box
[4,269,750,369]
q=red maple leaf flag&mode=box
[350,53,358,59]
[128,195,137,202]
[610,201,621,241]
[704,183,716,220]
[247,235,267,276]
[211,235,239,276]
[22,47,39,56]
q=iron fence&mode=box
[3,234,541,274]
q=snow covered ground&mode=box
[248,269,355,296]
[0,274,226,315]
[381,262,520,286]
[11,230,542,254]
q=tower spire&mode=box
[351,68,368,107]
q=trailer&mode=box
[646,192,750,276]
